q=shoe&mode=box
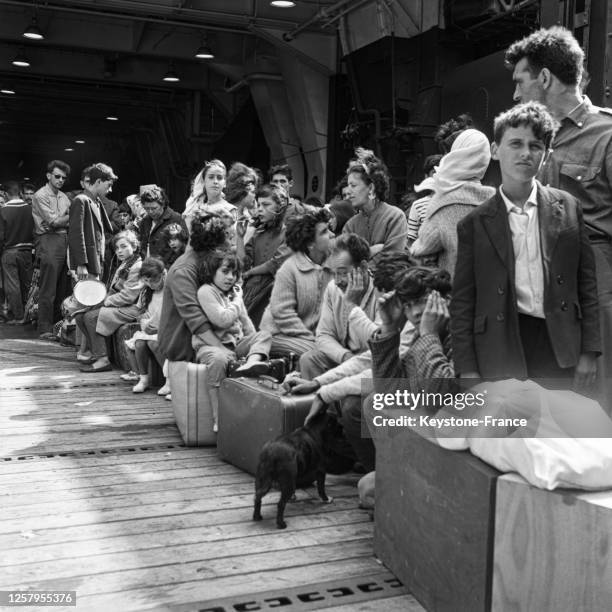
[157,384,171,396]
[132,381,148,393]
[39,332,58,341]
[77,357,96,365]
[79,363,113,373]
[229,361,271,379]
[165,394,172,401]
[132,376,150,393]
[120,371,140,381]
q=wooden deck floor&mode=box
[0,328,423,612]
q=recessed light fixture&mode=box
[24,177,30,180]
[23,17,44,40]
[12,49,30,67]
[1,89,16,95]
[271,0,296,6]
[195,44,214,59]
[64,148,74,152]
[106,114,119,121]
[163,62,180,82]
[75,140,85,144]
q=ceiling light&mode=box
[75,140,85,144]
[1,89,16,95]
[271,0,296,6]
[23,17,44,40]
[195,44,214,59]
[12,49,30,67]
[64,148,74,152]
[163,62,180,82]
[106,114,119,121]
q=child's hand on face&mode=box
[419,290,450,337]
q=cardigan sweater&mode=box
[260,252,333,339]
[315,279,378,363]
[343,201,408,256]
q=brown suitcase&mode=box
[217,376,315,475]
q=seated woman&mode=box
[122,257,170,395]
[225,162,259,246]
[76,230,143,373]
[158,213,231,363]
[193,249,272,432]
[137,185,186,260]
[410,129,494,278]
[299,233,377,380]
[259,208,334,358]
[343,147,409,264]
[239,184,291,327]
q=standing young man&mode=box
[68,163,115,281]
[451,103,600,387]
[32,160,72,340]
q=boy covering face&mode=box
[451,103,600,389]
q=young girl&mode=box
[158,223,188,268]
[193,249,272,432]
[238,184,291,327]
[183,160,236,234]
[123,257,170,395]
[76,230,142,372]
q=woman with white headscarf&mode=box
[411,129,495,278]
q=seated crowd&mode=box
[0,96,607,494]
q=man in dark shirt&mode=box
[506,26,612,411]
[0,181,34,323]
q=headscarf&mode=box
[423,129,491,200]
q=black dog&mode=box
[253,411,333,529]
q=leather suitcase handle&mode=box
[257,375,281,390]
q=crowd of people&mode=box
[1,26,612,473]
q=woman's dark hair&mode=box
[197,248,242,286]
[139,257,166,308]
[435,114,474,154]
[305,196,324,208]
[332,233,370,266]
[372,252,416,292]
[190,213,229,253]
[163,222,188,244]
[285,208,331,254]
[395,266,452,303]
[346,147,390,201]
[328,200,355,235]
[225,162,259,205]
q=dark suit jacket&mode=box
[451,182,600,379]
[68,193,113,276]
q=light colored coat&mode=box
[260,252,333,339]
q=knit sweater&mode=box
[194,284,255,349]
[411,182,495,278]
[315,279,378,363]
[343,201,408,257]
[260,252,333,339]
[315,320,415,403]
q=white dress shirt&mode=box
[500,183,545,318]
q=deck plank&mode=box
[0,332,422,611]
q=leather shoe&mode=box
[79,363,112,373]
[229,361,271,379]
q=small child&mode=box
[122,257,171,396]
[159,223,188,269]
[193,249,272,431]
